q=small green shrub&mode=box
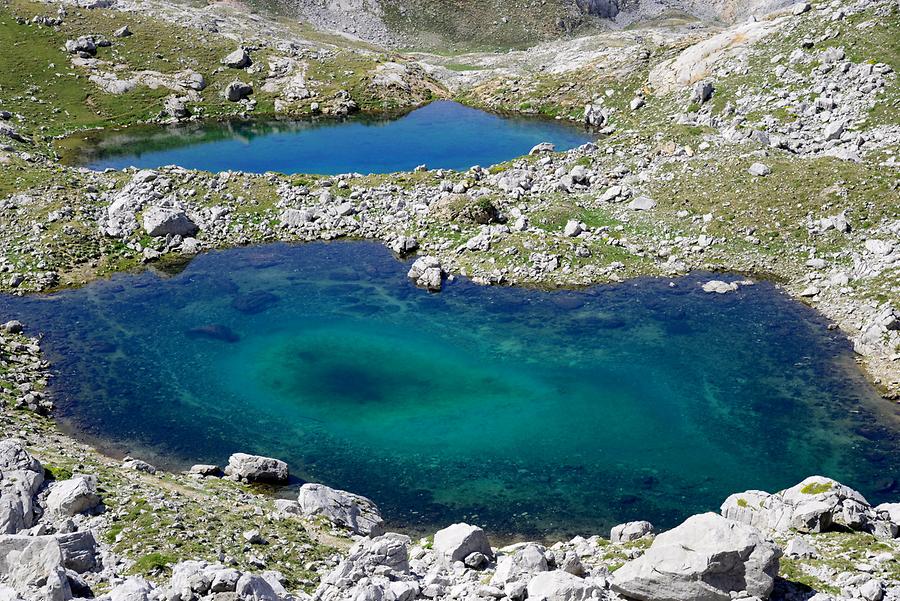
[800,482,833,495]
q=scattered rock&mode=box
[45,477,100,517]
[224,81,253,102]
[748,162,771,176]
[407,256,443,291]
[298,483,385,536]
[222,48,251,69]
[692,80,715,103]
[224,453,288,484]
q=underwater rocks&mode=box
[224,452,289,484]
[611,513,781,601]
[186,324,240,343]
[298,483,385,537]
[231,291,280,315]
[721,475,898,539]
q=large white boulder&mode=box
[224,453,288,484]
[45,477,100,517]
[875,502,900,526]
[298,483,384,536]
[611,512,781,601]
[142,206,198,237]
[235,574,280,601]
[316,533,410,599]
[222,48,251,69]
[610,520,654,543]
[433,523,493,565]
[109,577,154,601]
[407,256,443,291]
[526,570,599,601]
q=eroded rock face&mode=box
[611,512,781,601]
[224,453,289,484]
[0,535,73,601]
[491,544,548,586]
[298,483,385,536]
[316,533,411,600]
[721,476,898,538]
[0,440,44,534]
[574,0,620,18]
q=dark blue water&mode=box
[72,101,593,174]
[2,242,897,539]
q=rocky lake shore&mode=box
[1,0,899,598]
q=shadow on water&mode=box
[1,240,898,541]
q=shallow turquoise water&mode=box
[72,101,593,174]
[2,242,897,539]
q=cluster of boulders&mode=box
[308,488,898,601]
[0,440,104,601]
[98,169,201,258]
[722,475,898,539]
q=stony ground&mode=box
[0,0,899,599]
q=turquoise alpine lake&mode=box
[2,241,898,540]
[68,101,594,174]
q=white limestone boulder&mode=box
[526,570,599,601]
[722,476,898,538]
[433,523,493,565]
[224,453,289,484]
[610,520,654,543]
[611,512,781,601]
[142,206,198,237]
[298,483,384,536]
[45,477,100,517]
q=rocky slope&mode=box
[1,0,899,600]
[265,0,807,50]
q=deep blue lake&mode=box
[68,101,593,174]
[2,242,898,539]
